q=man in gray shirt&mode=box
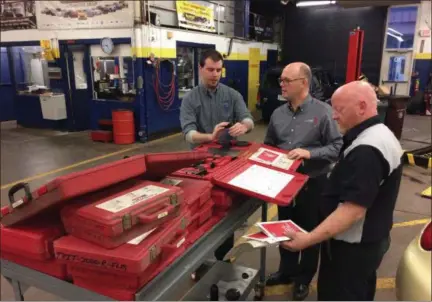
[180,49,254,149]
[180,49,254,278]
[265,62,342,300]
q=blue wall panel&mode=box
[15,95,67,129]
[1,47,15,121]
[144,61,181,136]
[220,60,248,103]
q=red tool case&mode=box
[1,252,68,280]
[54,213,190,274]
[90,130,113,143]
[0,155,147,227]
[171,155,238,181]
[0,207,65,260]
[160,176,212,212]
[143,151,212,179]
[187,215,222,246]
[187,199,214,232]
[211,158,309,206]
[68,230,188,291]
[211,188,234,210]
[60,180,185,249]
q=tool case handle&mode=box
[8,182,33,209]
[138,204,176,224]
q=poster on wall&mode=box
[176,0,216,33]
[35,1,133,30]
[0,0,37,31]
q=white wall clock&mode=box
[100,37,114,55]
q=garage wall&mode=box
[281,5,387,85]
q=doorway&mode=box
[176,42,215,99]
[61,44,92,131]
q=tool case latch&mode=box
[170,194,178,206]
[122,213,132,230]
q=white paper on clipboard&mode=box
[228,164,293,198]
[248,147,294,170]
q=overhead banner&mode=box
[35,1,133,30]
[176,1,216,33]
[0,0,37,31]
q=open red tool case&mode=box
[60,180,185,249]
[160,176,213,213]
[54,213,190,275]
[171,154,239,181]
[0,155,147,227]
[143,151,212,179]
[68,229,188,292]
[211,158,309,206]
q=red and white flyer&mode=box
[248,147,295,170]
[256,220,307,241]
[243,231,284,244]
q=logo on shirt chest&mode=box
[304,117,319,125]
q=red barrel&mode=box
[112,110,135,145]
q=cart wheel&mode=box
[253,282,265,301]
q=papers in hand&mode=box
[248,147,295,170]
[242,220,307,245]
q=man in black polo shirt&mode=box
[282,81,404,301]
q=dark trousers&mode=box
[317,237,390,301]
[215,234,234,261]
[278,174,327,285]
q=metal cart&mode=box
[1,198,268,301]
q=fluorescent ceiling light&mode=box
[387,32,404,42]
[296,1,336,7]
[387,27,403,36]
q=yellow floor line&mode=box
[265,278,395,296]
[393,219,430,228]
[0,147,138,190]
[0,132,182,191]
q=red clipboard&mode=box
[239,144,302,173]
[1,155,147,227]
[211,158,308,206]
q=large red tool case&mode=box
[187,215,222,246]
[1,252,69,280]
[211,158,309,206]
[143,151,212,179]
[187,200,214,233]
[54,213,190,274]
[68,229,188,291]
[171,155,239,181]
[0,207,65,260]
[160,176,213,212]
[61,180,185,249]
[0,207,68,279]
[1,155,147,227]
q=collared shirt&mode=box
[180,83,254,148]
[264,95,343,177]
[321,116,404,243]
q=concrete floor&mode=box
[0,115,431,301]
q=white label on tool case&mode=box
[127,228,157,245]
[96,185,169,213]
[12,199,24,208]
[228,165,293,198]
[160,178,183,186]
[157,211,168,219]
[176,237,186,248]
[249,147,294,170]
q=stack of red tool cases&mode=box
[0,144,308,301]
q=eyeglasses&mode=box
[278,77,305,85]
